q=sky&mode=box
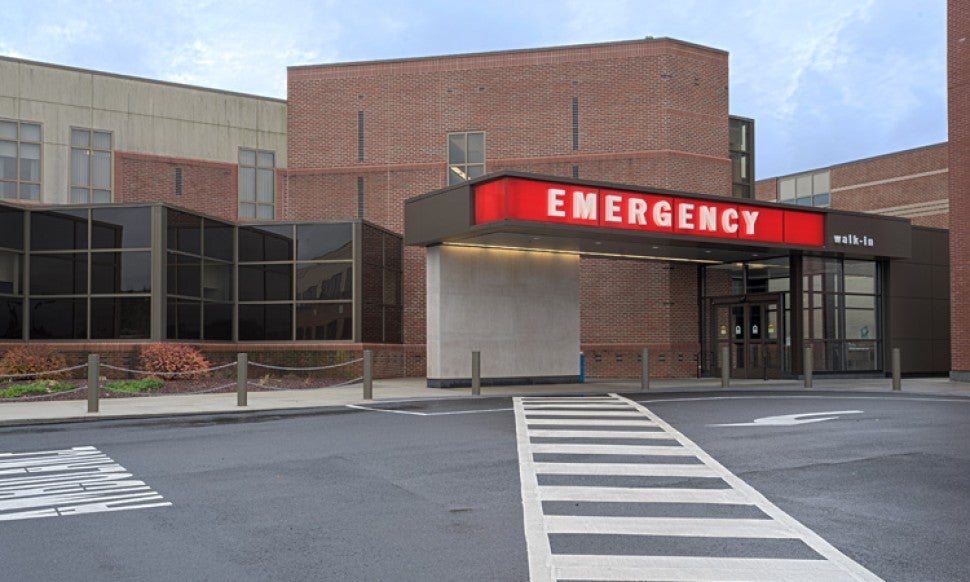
[0,0,947,178]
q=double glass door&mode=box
[715,298,782,379]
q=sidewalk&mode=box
[2,376,969,427]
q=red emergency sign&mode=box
[473,177,825,246]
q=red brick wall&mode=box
[286,39,731,361]
[830,144,947,214]
[949,0,970,374]
[116,152,240,222]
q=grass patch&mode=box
[104,377,165,394]
[0,379,76,399]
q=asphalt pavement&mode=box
[2,375,969,426]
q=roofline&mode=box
[288,37,726,71]
[0,55,287,104]
[760,141,948,182]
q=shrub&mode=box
[0,347,70,380]
[105,377,164,394]
[0,379,75,399]
[137,343,211,380]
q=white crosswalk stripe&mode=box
[0,446,171,521]
[514,394,883,582]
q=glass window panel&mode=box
[256,204,274,220]
[297,223,353,261]
[166,299,201,340]
[91,251,151,294]
[447,166,465,186]
[238,264,292,301]
[71,129,89,147]
[813,193,830,207]
[90,297,150,339]
[296,262,352,300]
[92,190,111,203]
[256,169,274,202]
[844,295,875,309]
[813,171,830,194]
[30,254,86,295]
[0,251,21,294]
[31,210,88,251]
[296,302,352,340]
[383,269,401,305]
[238,224,292,262]
[170,254,201,297]
[71,148,89,186]
[796,175,812,197]
[239,149,256,166]
[71,187,89,203]
[239,167,256,201]
[167,210,201,254]
[846,341,879,371]
[203,302,233,340]
[778,179,795,201]
[795,197,813,206]
[0,141,16,180]
[257,151,274,168]
[0,182,15,198]
[467,164,485,179]
[203,220,234,261]
[846,308,877,339]
[92,131,111,149]
[19,184,40,201]
[467,132,484,163]
[0,207,24,250]
[0,298,23,339]
[20,143,40,181]
[29,298,86,339]
[21,123,40,142]
[92,207,152,249]
[91,150,111,188]
[239,203,256,219]
[239,303,292,341]
[448,134,466,164]
[203,263,232,301]
[0,122,16,140]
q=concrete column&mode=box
[87,354,99,413]
[720,346,730,388]
[237,353,248,407]
[804,346,813,389]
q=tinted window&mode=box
[166,299,201,340]
[91,251,151,294]
[168,253,201,297]
[204,220,234,261]
[167,210,201,254]
[297,223,352,261]
[296,302,352,340]
[92,207,151,249]
[0,298,22,338]
[0,207,24,250]
[238,224,293,262]
[204,302,233,340]
[31,210,88,251]
[30,254,87,295]
[296,263,352,301]
[29,298,86,339]
[239,303,292,340]
[239,264,292,301]
[90,297,150,339]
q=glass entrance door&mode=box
[715,299,782,379]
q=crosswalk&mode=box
[0,446,171,521]
[514,394,883,582]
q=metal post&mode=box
[363,350,374,400]
[471,351,481,396]
[641,348,650,391]
[804,346,813,389]
[87,354,99,413]
[237,353,248,407]
[892,348,901,391]
[720,346,729,388]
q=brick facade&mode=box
[284,39,728,374]
[949,0,970,376]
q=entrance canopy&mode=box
[405,171,912,262]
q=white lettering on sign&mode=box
[677,203,695,230]
[573,191,597,220]
[741,210,760,235]
[721,208,739,233]
[548,188,566,217]
[698,205,717,232]
[628,198,647,225]
[654,200,672,228]
[604,195,623,223]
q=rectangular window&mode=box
[357,111,365,161]
[447,132,485,186]
[778,170,830,207]
[239,148,275,219]
[70,128,112,203]
[1,120,42,201]
[571,97,579,151]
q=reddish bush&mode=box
[137,343,211,380]
[0,347,70,380]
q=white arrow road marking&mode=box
[711,410,864,427]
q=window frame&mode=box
[238,148,276,220]
[0,119,43,201]
[69,127,113,204]
[447,131,486,186]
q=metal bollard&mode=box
[804,346,813,389]
[720,346,729,388]
[87,354,99,413]
[237,353,248,407]
[471,351,481,396]
[892,348,901,391]
[363,350,374,400]
[641,348,650,391]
